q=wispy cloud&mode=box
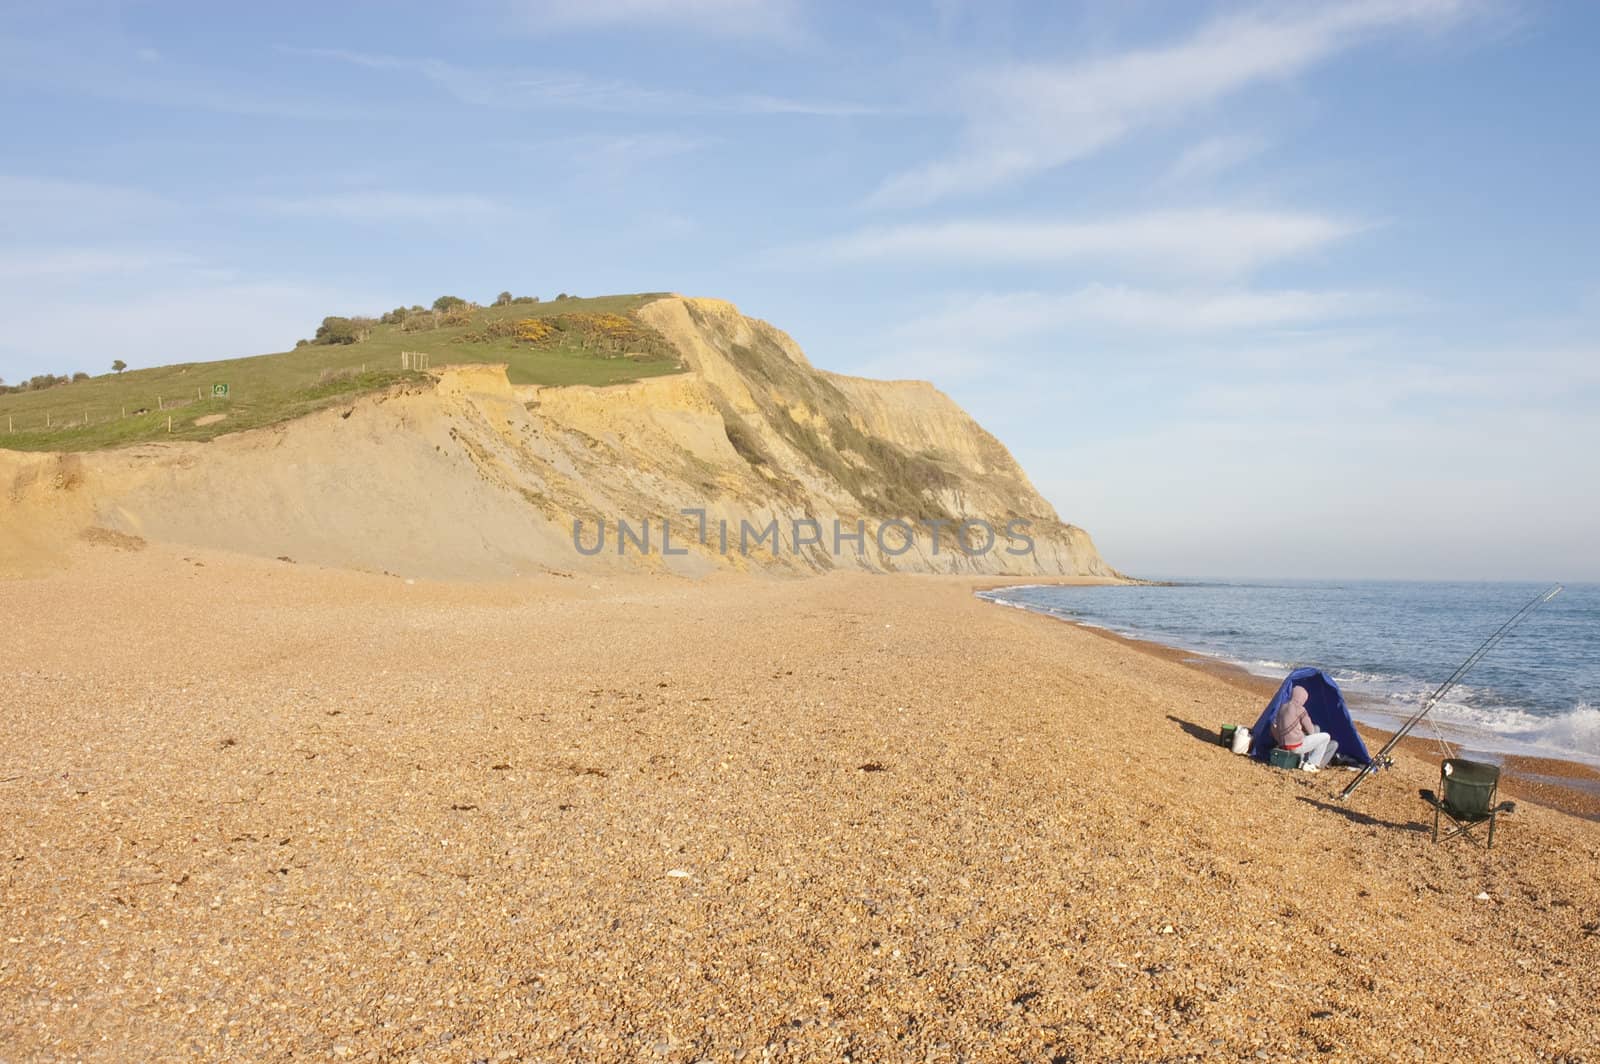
[891,286,1407,344]
[0,175,168,219]
[0,248,201,281]
[849,285,1406,383]
[1162,134,1268,184]
[791,208,1366,277]
[539,132,711,169]
[0,37,382,121]
[511,0,803,41]
[257,191,507,224]
[291,48,883,117]
[870,0,1475,207]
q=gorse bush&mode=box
[514,318,554,342]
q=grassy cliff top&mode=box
[0,293,682,452]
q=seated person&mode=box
[1272,684,1339,771]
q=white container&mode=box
[1231,727,1252,755]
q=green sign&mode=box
[212,383,229,398]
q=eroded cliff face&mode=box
[1,297,1119,579]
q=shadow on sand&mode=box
[1297,795,1431,834]
[1167,715,1225,745]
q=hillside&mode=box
[0,293,683,451]
[1,296,1119,579]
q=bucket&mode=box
[1219,724,1238,747]
[1231,726,1252,755]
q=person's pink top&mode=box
[1272,685,1315,749]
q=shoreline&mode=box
[972,579,1600,821]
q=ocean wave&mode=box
[1428,700,1600,755]
[1329,669,1395,685]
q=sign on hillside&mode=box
[212,383,229,398]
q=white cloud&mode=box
[1163,134,1267,184]
[0,175,169,224]
[545,132,710,169]
[0,248,200,280]
[291,48,880,116]
[891,285,1405,345]
[259,192,507,224]
[796,208,1365,277]
[0,37,383,122]
[870,0,1474,207]
[513,0,802,40]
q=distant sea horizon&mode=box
[979,579,1600,768]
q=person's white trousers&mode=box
[1294,731,1338,769]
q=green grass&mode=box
[0,293,682,452]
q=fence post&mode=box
[167,416,172,433]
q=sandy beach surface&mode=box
[4,545,1598,1062]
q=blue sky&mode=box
[3,0,1597,580]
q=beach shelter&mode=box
[1249,667,1372,766]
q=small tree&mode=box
[112,359,127,374]
[315,316,359,345]
[433,295,467,312]
[494,291,513,306]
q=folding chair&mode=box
[1419,758,1515,848]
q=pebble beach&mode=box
[3,544,1597,1062]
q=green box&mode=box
[1268,747,1304,770]
[1220,724,1239,746]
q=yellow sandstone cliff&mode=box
[1,297,1118,579]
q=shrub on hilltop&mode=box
[314,316,377,345]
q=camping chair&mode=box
[1419,759,1515,848]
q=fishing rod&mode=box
[1337,583,1564,802]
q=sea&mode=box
[977,580,1600,767]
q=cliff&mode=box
[1,296,1118,579]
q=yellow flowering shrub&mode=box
[514,318,555,342]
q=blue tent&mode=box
[1249,667,1372,766]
